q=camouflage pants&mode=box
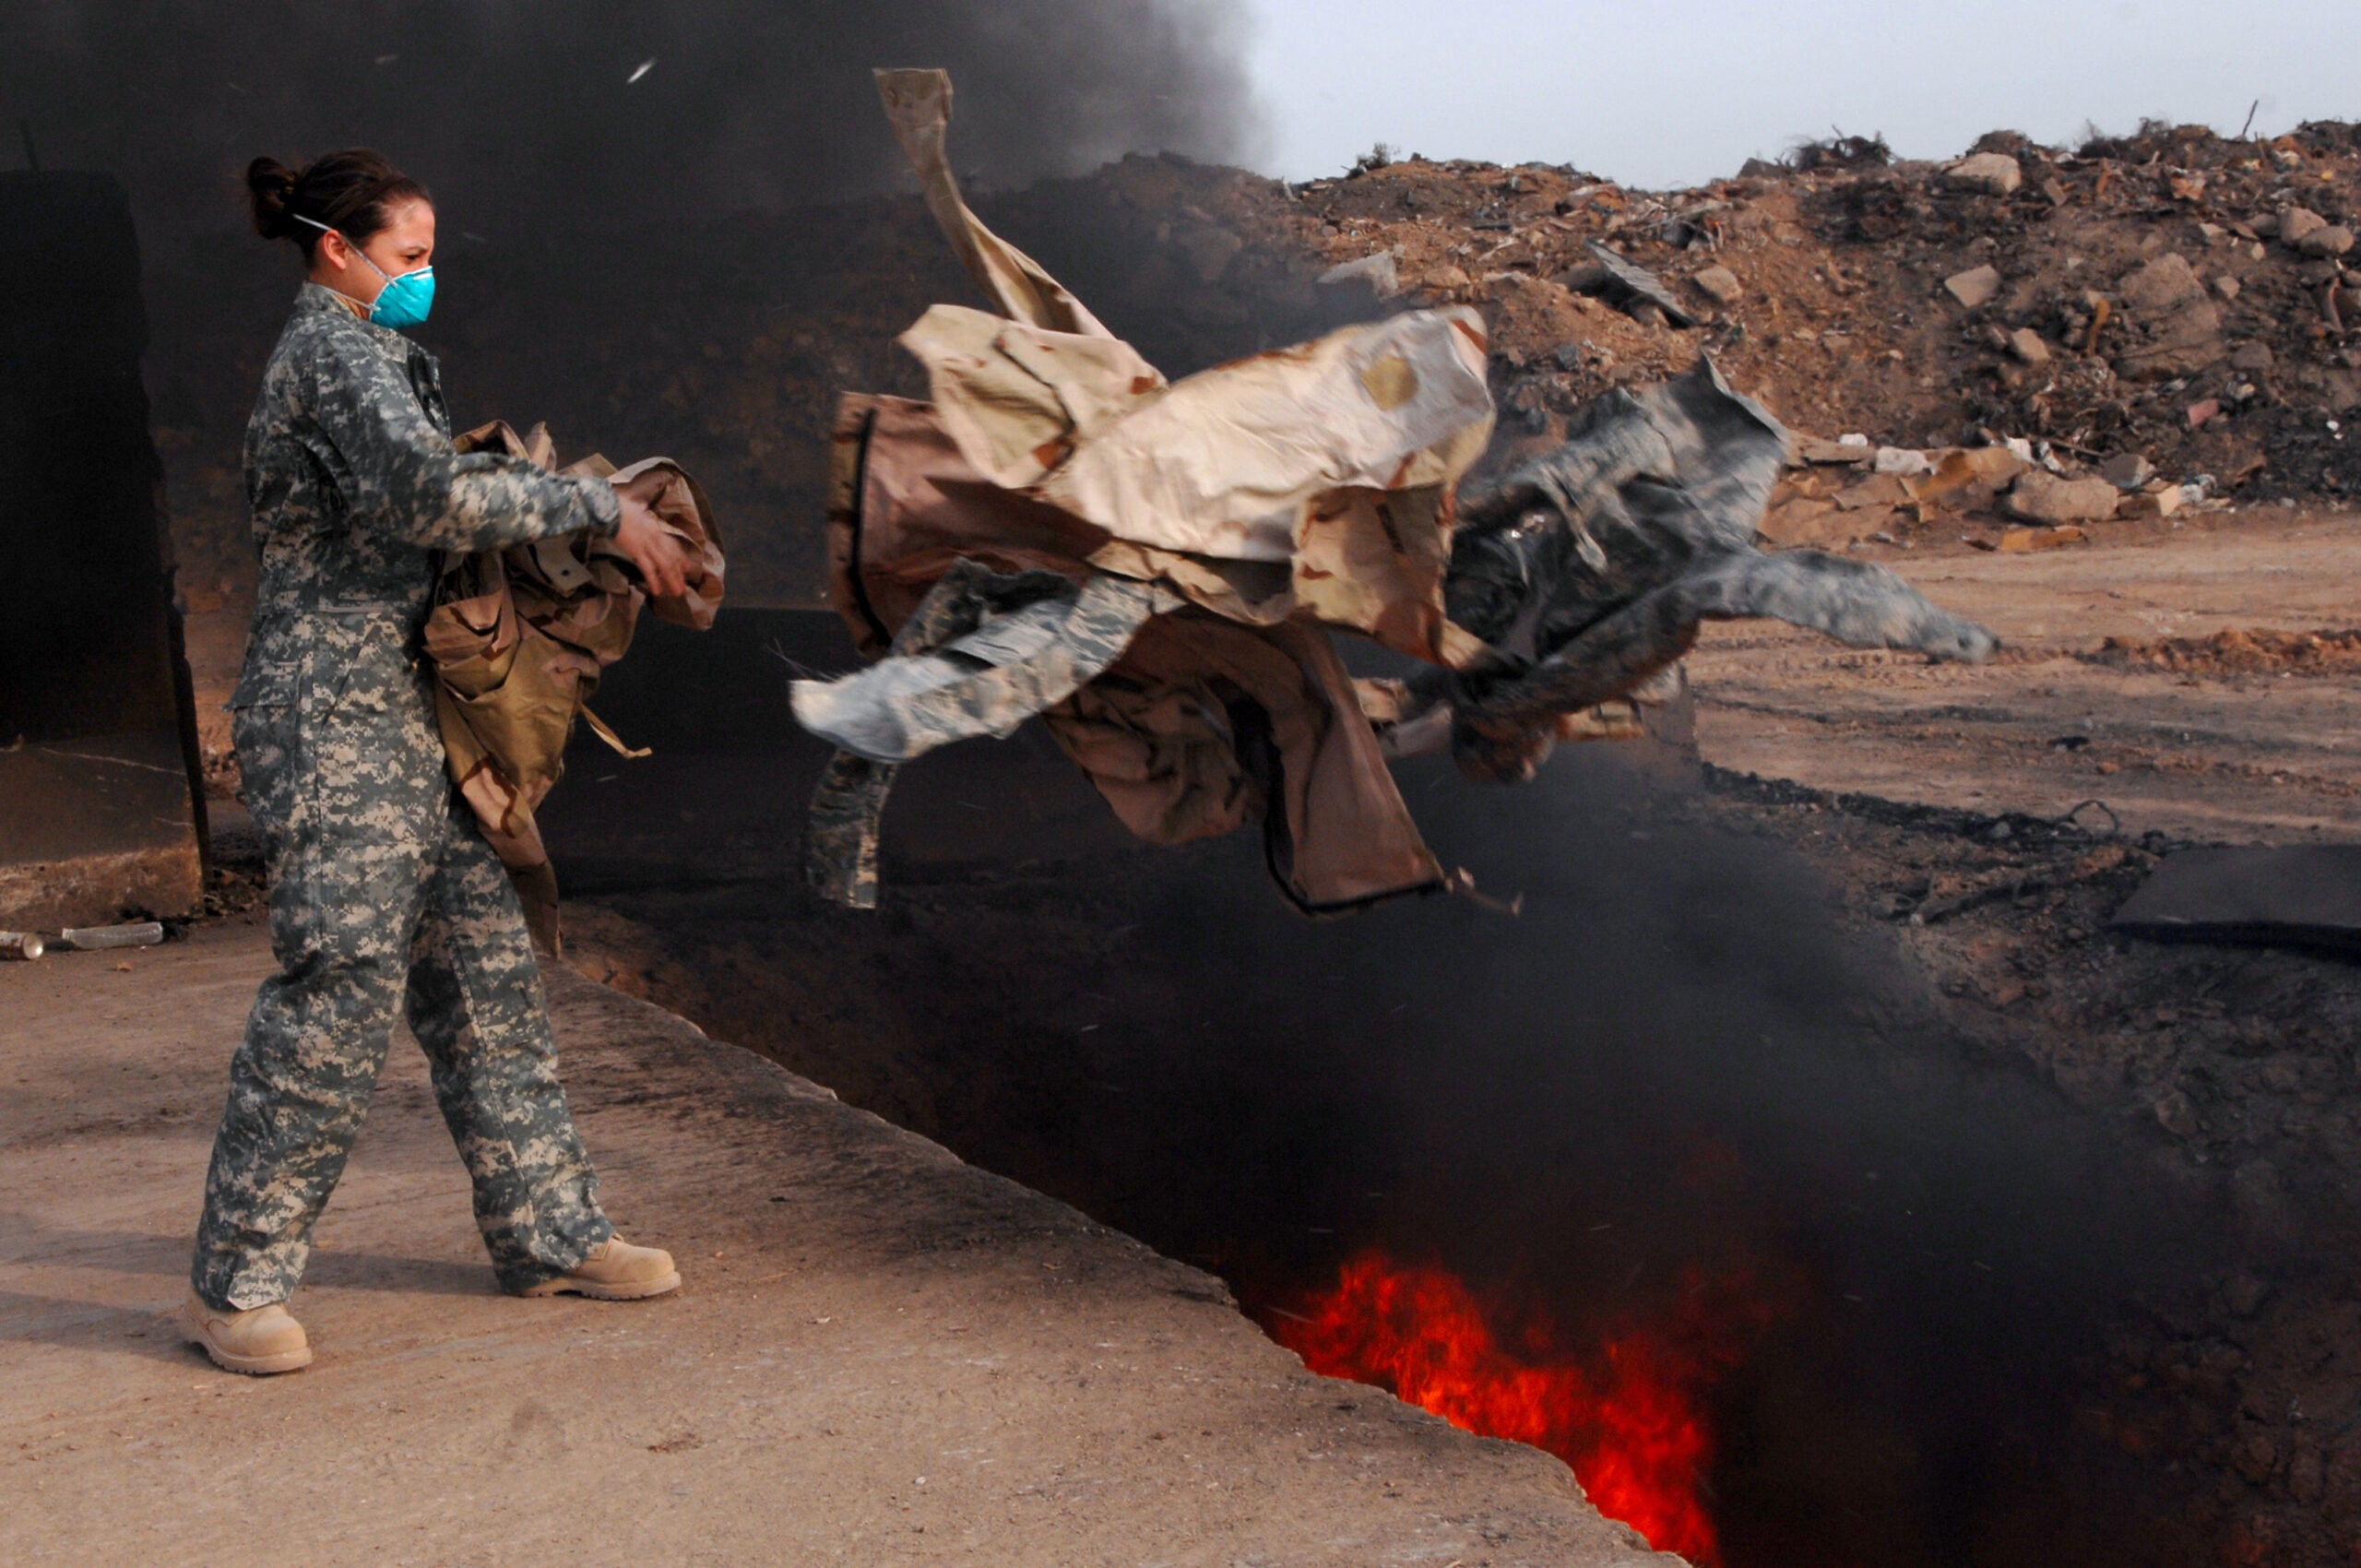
[191,618,611,1310]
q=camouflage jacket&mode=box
[234,284,620,710]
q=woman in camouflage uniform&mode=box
[184,149,692,1375]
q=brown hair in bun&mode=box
[244,148,430,256]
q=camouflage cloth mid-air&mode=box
[191,283,622,1311]
[795,561,1169,907]
[789,71,1999,913]
[1439,360,1998,782]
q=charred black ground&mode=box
[508,611,2259,1568]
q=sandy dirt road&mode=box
[0,918,1662,1568]
[1689,508,2361,843]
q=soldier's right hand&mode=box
[614,495,693,600]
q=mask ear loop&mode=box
[291,212,398,290]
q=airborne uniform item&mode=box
[191,283,623,1311]
[790,72,1999,912]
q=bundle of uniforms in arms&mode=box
[428,421,725,948]
[789,68,1997,913]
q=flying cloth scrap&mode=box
[789,67,1997,912]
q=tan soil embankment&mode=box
[1686,507,2361,841]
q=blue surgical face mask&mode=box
[293,214,436,329]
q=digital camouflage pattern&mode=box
[192,284,623,1310]
[1443,359,1997,780]
[799,562,1162,908]
[791,563,1165,763]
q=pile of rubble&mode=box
[1276,119,2361,548]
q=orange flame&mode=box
[1272,1252,1779,1565]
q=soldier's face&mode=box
[317,199,436,305]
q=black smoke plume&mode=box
[3,0,1264,244]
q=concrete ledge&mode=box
[0,917,1665,1566]
[0,732,203,930]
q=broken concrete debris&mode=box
[2005,469,2121,524]
[1945,264,2002,309]
[2273,206,2328,246]
[1945,152,2023,197]
[2007,327,2052,365]
[1690,264,1744,307]
[1318,250,1403,297]
[1280,120,2361,516]
[2099,452,2156,490]
[1558,241,1698,327]
[2118,252,2207,312]
[2100,254,2227,378]
[789,68,1999,912]
[2297,224,2355,259]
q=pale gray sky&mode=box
[1242,0,2361,188]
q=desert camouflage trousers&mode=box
[191,613,611,1310]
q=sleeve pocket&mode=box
[227,659,302,711]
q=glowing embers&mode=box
[1273,1252,1785,1565]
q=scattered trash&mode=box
[626,58,656,84]
[0,931,43,960]
[54,921,162,952]
[1908,844,2130,925]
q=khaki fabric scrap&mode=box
[872,66,1493,671]
[827,393,1443,911]
[873,68,1118,339]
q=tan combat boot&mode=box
[184,1291,313,1375]
[517,1236,681,1301]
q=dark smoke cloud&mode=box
[3,0,1265,245]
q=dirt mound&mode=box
[2086,626,2361,676]
[1280,121,2361,511]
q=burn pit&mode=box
[1270,1250,1790,1564]
[543,607,2224,1567]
